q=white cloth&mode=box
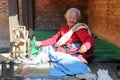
[97,69,113,80]
[55,23,91,47]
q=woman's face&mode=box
[66,12,78,28]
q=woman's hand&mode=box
[35,41,42,47]
[79,44,88,53]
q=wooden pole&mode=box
[8,0,19,42]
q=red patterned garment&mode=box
[41,25,94,64]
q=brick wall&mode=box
[0,0,10,47]
[0,0,9,40]
[34,0,88,30]
[88,0,120,47]
[0,0,120,48]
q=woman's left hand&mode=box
[79,44,87,53]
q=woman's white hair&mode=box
[64,8,81,20]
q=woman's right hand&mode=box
[34,41,42,47]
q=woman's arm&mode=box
[37,26,68,46]
[41,31,61,46]
[76,29,94,53]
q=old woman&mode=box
[35,8,94,64]
[20,8,96,79]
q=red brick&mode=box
[88,0,120,47]
[34,0,88,30]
